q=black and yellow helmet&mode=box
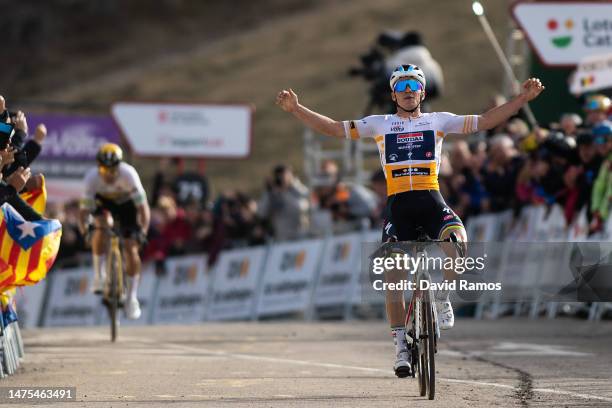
[96,143,123,167]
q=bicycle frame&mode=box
[405,246,440,345]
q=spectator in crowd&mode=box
[590,123,612,233]
[258,164,310,240]
[558,113,582,139]
[151,157,209,207]
[312,160,378,230]
[506,118,530,146]
[517,132,573,207]
[145,195,192,258]
[52,200,84,268]
[0,95,44,221]
[583,94,611,127]
[447,140,489,220]
[481,134,524,213]
[563,132,603,225]
[369,169,387,224]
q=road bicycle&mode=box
[377,228,464,400]
[90,226,125,342]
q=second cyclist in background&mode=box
[79,143,150,320]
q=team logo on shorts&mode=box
[443,214,454,221]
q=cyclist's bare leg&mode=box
[90,213,111,293]
[92,213,112,255]
[123,238,141,278]
[384,264,411,376]
[123,237,143,319]
[384,268,406,327]
[435,226,468,329]
[123,238,141,297]
[438,226,468,282]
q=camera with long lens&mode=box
[0,109,29,172]
[349,47,394,113]
[349,31,443,114]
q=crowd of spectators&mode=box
[0,95,48,221]
[55,93,612,268]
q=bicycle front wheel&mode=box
[106,246,120,342]
[422,290,436,400]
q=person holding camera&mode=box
[258,164,310,241]
[0,95,45,221]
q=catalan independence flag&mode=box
[0,203,62,292]
[19,175,48,215]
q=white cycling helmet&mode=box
[389,64,426,91]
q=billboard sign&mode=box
[111,102,252,158]
[512,2,612,66]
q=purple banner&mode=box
[27,114,121,160]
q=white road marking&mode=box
[161,341,612,403]
[531,388,612,403]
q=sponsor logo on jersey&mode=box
[397,132,424,143]
[425,151,433,158]
[391,167,430,177]
[389,153,399,162]
[415,121,431,127]
[391,121,404,132]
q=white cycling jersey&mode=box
[81,162,147,210]
[343,112,478,195]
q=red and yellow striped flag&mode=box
[19,175,48,214]
[0,202,62,292]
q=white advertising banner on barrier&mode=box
[352,230,383,305]
[207,247,266,321]
[152,256,209,324]
[512,2,612,66]
[112,102,252,158]
[314,233,362,307]
[14,281,47,328]
[256,239,323,316]
[44,268,101,327]
[97,265,158,326]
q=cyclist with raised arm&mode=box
[276,65,544,377]
[79,143,150,320]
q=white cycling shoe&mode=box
[125,297,142,320]
[394,350,412,378]
[436,300,455,330]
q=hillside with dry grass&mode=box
[6,0,512,196]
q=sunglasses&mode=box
[393,79,424,93]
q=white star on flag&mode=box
[17,221,39,239]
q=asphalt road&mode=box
[1,319,611,407]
